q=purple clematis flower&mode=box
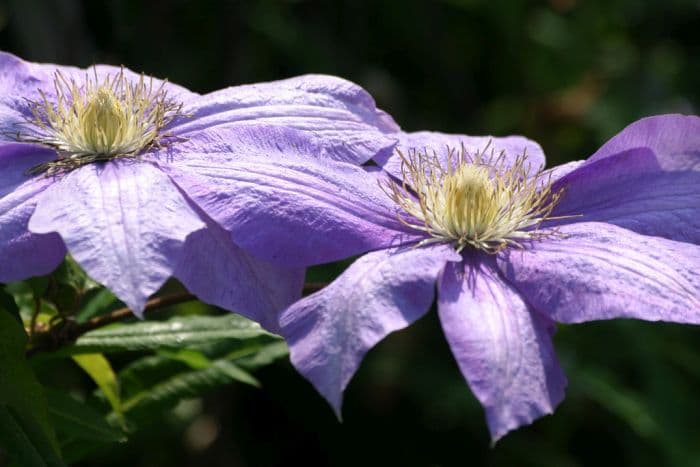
[186,114,700,441]
[0,51,398,330]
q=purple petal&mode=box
[153,124,325,163]
[28,161,205,314]
[375,131,546,183]
[174,217,304,332]
[167,74,399,164]
[0,52,71,139]
[0,143,65,281]
[540,160,585,184]
[588,114,700,171]
[279,244,461,414]
[535,116,700,191]
[437,258,566,443]
[165,146,422,267]
[499,222,700,324]
[548,147,700,243]
[0,143,56,197]
[0,180,65,283]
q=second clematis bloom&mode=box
[0,51,398,330]
[189,114,700,441]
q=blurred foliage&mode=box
[0,259,288,466]
[0,0,699,466]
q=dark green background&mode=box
[2,0,699,466]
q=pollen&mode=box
[382,144,570,254]
[18,69,183,175]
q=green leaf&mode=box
[5,281,57,325]
[0,310,63,466]
[0,287,20,322]
[158,348,212,370]
[118,355,192,402]
[122,359,259,415]
[75,288,119,322]
[112,338,286,428]
[117,338,285,405]
[59,314,274,355]
[163,337,288,373]
[0,406,50,467]
[44,389,124,444]
[235,341,289,370]
[26,277,49,302]
[49,257,98,297]
[212,360,260,387]
[45,258,103,316]
[71,354,124,427]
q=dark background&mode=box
[2,0,700,466]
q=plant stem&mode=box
[27,282,327,356]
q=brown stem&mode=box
[81,292,196,331]
[27,282,328,357]
[27,291,197,357]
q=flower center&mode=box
[383,145,568,253]
[18,69,183,175]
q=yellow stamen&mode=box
[18,68,183,175]
[382,144,572,254]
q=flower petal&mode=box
[588,114,700,171]
[167,74,399,164]
[154,123,325,163]
[375,131,546,183]
[28,161,205,314]
[0,52,70,139]
[0,181,65,283]
[437,258,566,443]
[540,160,585,184]
[0,143,56,197]
[279,245,460,414]
[548,147,700,243]
[174,217,304,332]
[164,144,422,267]
[0,143,65,282]
[499,222,700,324]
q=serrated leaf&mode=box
[118,355,191,401]
[213,360,260,387]
[0,310,63,466]
[117,339,284,405]
[192,333,282,359]
[112,338,284,429]
[123,358,259,416]
[71,354,124,427]
[235,341,289,370]
[60,314,273,355]
[158,348,212,370]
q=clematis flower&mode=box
[0,51,398,330]
[188,114,700,441]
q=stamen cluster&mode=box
[382,145,566,253]
[19,69,182,174]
